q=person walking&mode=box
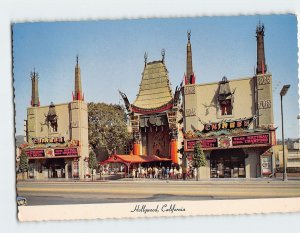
[179,166,182,179]
[162,166,165,179]
[148,167,153,179]
[166,167,170,180]
[182,166,187,180]
[170,167,174,179]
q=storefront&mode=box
[209,149,246,178]
[24,143,82,179]
[22,58,89,180]
[184,130,276,178]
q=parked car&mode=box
[17,196,27,206]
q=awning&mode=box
[99,154,171,165]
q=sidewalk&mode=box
[17,176,300,185]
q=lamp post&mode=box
[280,84,290,181]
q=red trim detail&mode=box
[28,155,79,160]
[99,154,171,165]
[184,73,196,85]
[191,73,195,84]
[184,74,188,85]
[131,102,173,114]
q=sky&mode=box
[13,14,299,139]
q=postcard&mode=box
[13,14,300,222]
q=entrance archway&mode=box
[210,149,246,178]
[44,158,66,178]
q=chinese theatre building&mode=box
[120,50,182,164]
[22,57,88,180]
[183,24,276,178]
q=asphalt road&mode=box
[17,180,300,205]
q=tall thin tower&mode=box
[256,22,267,75]
[30,69,40,107]
[73,55,84,101]
[185,31,195,85]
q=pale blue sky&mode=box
[13,15,299,139]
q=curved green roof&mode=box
[132,60,173,110]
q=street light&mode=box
[280,84,290,181]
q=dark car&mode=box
[17,196,27,206]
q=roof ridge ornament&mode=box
[161,48,165,63]
[187,30,191,42]
[144,52,148,66]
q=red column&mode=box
[133,142,140,155]
[170,139,178,164]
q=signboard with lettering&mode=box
[202,116,255,133]
[26,147,78,159]
[261,155,272,175]
[186,138,218,150]
[32,136,65,144]
[232,134,270,146]
[26,149,45,158]
[54,148,78,156]
[185,133,271,151]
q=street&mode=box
[17,179,300,205]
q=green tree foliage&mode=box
[88,102,132,161]
[193,143,207,181]
[88,150,98,181]
[19,149,29,180]
[193,143,207,168]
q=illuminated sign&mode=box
[186,138,218,150]
[26,149,44,158]
[32,136,65,144]
[26,147,78,158]
[232,134,270,146]
[185,133,271,151]
[202,117,255,133]
[54,148,78,156]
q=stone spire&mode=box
[30,68,40,107]
[185,30,195,85]
[256,22,267,75]
[73,55,84,101]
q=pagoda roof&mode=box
[132,60,173,112]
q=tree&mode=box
[88,102,132,161]
[192,143,207,181]
[88,150,98,181]
[19,149,29,180]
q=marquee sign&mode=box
[54,148,78,156]
[186,138,218,150]
[31,136,65,144]
[26,147,78,158]
[25,149,44,158]
[202,116,255,133]
[185,132,272,151]
[232,134,270,146]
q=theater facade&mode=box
[21,58,89,180]
[183,23,276,178]
[120,50,182,165]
